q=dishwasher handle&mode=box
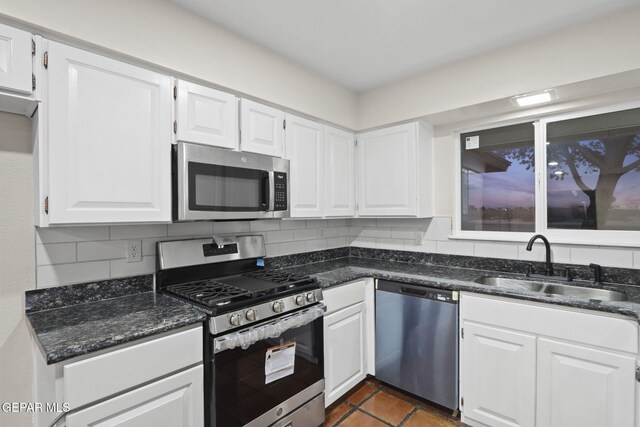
[377,279,458,304]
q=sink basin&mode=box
[543,284,628,301]
[474,276,628,302]
[475,277,545,292]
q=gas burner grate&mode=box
[167,280,253,308]
[241,270,318,287]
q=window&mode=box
[460,123,535,232]
[546,108,640,231]
[456,103,640,245]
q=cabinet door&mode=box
[356,123,417,216]
[175,80,238,149]
[324,302,366,407]
[66,365,203,427]
[462,322,536,427]
[285,114,324,217]
[47,41,171,224]
[537,338,636,427]
[324,126,355,217]
[240,98,284,156]
[0,23,32,94]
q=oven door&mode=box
[176,142,279,221]
[212,306,325,427]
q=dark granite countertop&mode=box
[278,257,640,323]
[26,276,207,365]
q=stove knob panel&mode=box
[306,292,316,303]
[295,295,306,306]
[245,309,257,322]
[272,301,285,313]
[229,313,242,327]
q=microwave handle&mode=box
[267,171,275,211]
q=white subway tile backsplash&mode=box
[110,256,155,278]
[305,219,328,229]
[279,241,306,256]
[77,240,126,262]
[349,218,377,227]
[213,221,251,234]
[36,243,76,266]
[294,228,318,241]
[474,242,518,259]
[306,239,328,251]
[436,240,474,256]
[167,222,213,236]
[376,238,405,251]
[634,251,640,268]
[570,246,633,268]
[265,244,280,257]
[329,219,348,227]
[348,227,364,237]
[327,236,348,248]
[266,230,295,243]
[249,220,280,232]
[376,218,428,229]
[517,243,571,264]
[37,261,110,288]
[391,229,420,240]
[280,220,307,230]
[110,224,167,240]
[359,229,392,239]
[37,226,110,244]
[351,236,376,248]
[320,227,338,238]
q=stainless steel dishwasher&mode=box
[375,280,459,410]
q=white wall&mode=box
[0,112,34,427]
[36,219,350,287]
[0,0,357,129]
[356,5,640,130]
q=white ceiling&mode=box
[169,0,640,92]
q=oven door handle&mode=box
[213,304,325,353]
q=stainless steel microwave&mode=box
[173,142,290,221]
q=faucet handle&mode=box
[525,263,534,277]
[564,266,574,282]
[589,263,603,284]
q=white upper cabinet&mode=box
[240,98,284,157]
[0,22,32,94]
[285,114,324,217]
[325,126,356,217]
[356,121,433,217]
[175,80,238,149]
[44,40,172,225]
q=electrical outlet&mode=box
[414,232,423,245]
[126,239,142,263]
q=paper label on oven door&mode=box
[265,342,296,384]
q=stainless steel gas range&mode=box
[156,235,325,427]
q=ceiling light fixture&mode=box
[510,89,557,108]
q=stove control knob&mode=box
[245,309,257,322]
[272,301,284,313]
[229,313,242,327]
[295,295,306,306]
[306,292,316,303]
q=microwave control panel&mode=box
[274,172,288,211]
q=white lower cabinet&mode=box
[460,293,639,427]
[36,326,204,427]
[323,279,375,407]
[65,365,203,427]
[462,322,536,427]
[537,338,636,427]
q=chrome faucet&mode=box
[526,234,553,276]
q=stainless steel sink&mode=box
[474,276,628,302]
[474,276,545,292]
[543,284,628,301]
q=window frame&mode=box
[453,101,640,247]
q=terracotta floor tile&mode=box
[337,410,388,427]
[345,382,378,405]
[381,385,425,408]
[359,390,414,425]
[324,402,352,427]
[403,409,460,427]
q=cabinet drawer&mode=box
[63,326,202,408]
[323,280,366,315]
[461,293,638,354]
